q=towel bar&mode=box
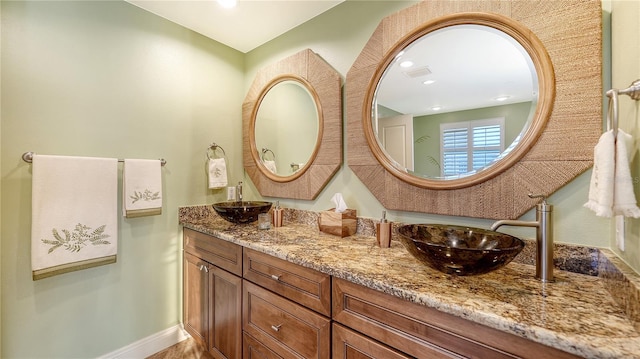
[606,79,640,137]
[21,152,167,166]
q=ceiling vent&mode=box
[403,66,432,78]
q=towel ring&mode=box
[261,148,275,161]
[606,79,640,137]
[207,143,226,160]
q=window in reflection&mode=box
[440,118,504,178]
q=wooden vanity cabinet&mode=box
[332,278,580,359]
[183,229,243,359]
[242,248,331,359]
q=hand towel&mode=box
[31,155,118,280]
[263,160,277,174]
[612,130,640,217]
[584,130,616,217]
[584,129,640,218]
[208,158,228,189]
[123,159,163,218]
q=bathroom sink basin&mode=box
[397,224,525,276]
[212,201,272,224]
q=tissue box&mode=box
[318,208,357,237]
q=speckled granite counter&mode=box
[179,205,640,358]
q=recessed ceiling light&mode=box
[218,0,237,9]
[431,106,442,111]
[494,95,511,102]
[423,80,436,85]
[399,60,414,68]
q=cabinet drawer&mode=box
[333,278,579,359]
[243,332,284,359]
[333,323,412,359]
[243,248,331,316]
[184,228,242,276]
[243,280,330,359]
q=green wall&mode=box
[0,0,631,358]
[1,1,243,357]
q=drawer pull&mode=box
[271,274,281,281]
[270,324,282,332]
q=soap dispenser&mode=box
[376,210,391,248]
[272,201,283,228]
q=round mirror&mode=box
[373,24,537,180]
[363,13,554,190]
[253,77,320,180]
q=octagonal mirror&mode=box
[243,49,342,200]
[347,2,602,219]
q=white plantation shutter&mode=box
[441,118,504,177]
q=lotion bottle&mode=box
[272,201,283,228]
[376,210,391,248]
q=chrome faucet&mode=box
[490,194,554,282]
[236,181,243,202]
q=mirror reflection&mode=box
[255,79,319,177]
[372,24,538,180]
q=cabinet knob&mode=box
[270,324,282,332]
[271,274,281,281]
[199,264,209,273]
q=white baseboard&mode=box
[97,324,191,359]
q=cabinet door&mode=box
[184,252,209,346]
[333,324,412,359]
[209,265,242,359]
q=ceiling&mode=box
[125,0,344,53]
[376,24,537,117]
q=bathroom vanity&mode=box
[180,206,640,358]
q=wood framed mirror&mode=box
[347,1,602,219]
[244,49,342,200]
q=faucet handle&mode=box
[529,193,552,211]
[528,193,546,203]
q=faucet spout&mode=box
[490,220,538,232]
[490,194,554,282]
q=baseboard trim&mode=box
[97,324,191,359]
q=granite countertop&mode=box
[179,206,640,358]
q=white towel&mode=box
[613,130,640,217]
[584,129,640,218]
[31,155,118,280]
[263,160,277,174]
[123,159,163,218]
[208,158,228,189]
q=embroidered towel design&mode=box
[123,159,163,218]
[31,155,118,280]
[208,158,228,189]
